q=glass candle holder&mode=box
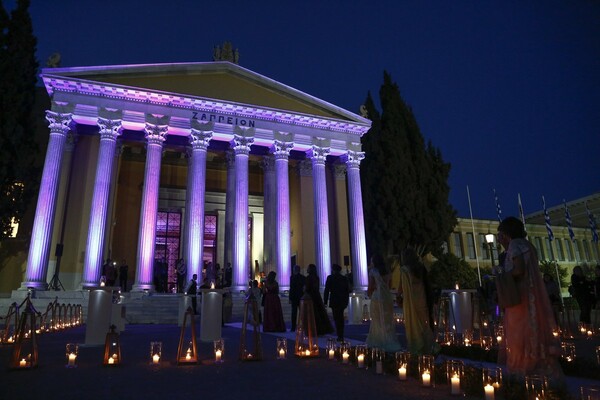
[372,348,384,374]
[326,338,336,360]
[462,330,473,347]
[561,342,576,362]
[355,344,367,368]
[443,332,455,346]
[419,354,434,387]
[276,338,287,360]
[395,351,410,381]
[580,385,600,400]
[185,341,194,361]
[65,343,78,368]
[495,325,504,346]
[596,346,600,366]
[340,342,350,364]
[446,359,464,396]
[214,338,224,363]
[526,375,547,400]
[481,335,493,351]
[150,341,162,365]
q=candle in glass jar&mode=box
[279,348,285,358]
[108,356,115,364]
[357,354,364,368]
[68,353,77,366]
[342,351,349,364]
[305,349,311,357]
[398,365,407,380]
[215,350,222,362]
[328,349,334,360]
[19,358,27,367]
[422,371,431,386]
[152,354,160,364]
[484,384,495,400]
[451,374,460,395]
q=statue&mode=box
[359,104,368,118]
[212,41,240,64]
[46,52,61,68]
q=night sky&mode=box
[6,0,599,220]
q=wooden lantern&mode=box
[294,294,319,357]
[103,325,121,366]
[177,306,199,364]
[9,297,39,369]
[2,302,19,344]
[239,290,262,361]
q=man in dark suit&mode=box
[324,263,350,341]
[289,265,305,332]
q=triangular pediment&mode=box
[42,62,365,123]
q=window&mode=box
[574,240,582,262]
[555,239,564,261]
[565,239,574,261]
[451,233,463,258]
[544,238,552,259]
[582,240,591,261]
[466,233,476,259]
[534,237,545,260]
[479,233,489,259]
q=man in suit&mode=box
[289,265,305,332]
[324,263,350,341]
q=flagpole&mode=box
[467,185,482,287]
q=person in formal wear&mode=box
[305,263,333,335]
[366,254,401,352]
[496,217,562,380]
[571,265,594,324]
[324,263,350,341]
[176,258,186,293]
[185,274,198,314]
[289,265,306,332]
[397,248,434,354]
[262,271,286,332]
[118,260,128,292]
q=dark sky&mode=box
[7,0,600,220]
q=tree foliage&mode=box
[361,71,456,257]
[429,253,481,291]
[0,0,39,239]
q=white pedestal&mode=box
[200,289,223,342]
[111,304,125,332]
[444,289,476,334]
[348,292,365,325]
[85,287,113,345]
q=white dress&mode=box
[366,268,401,351]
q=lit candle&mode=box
[398,365,407,380]
[185,352,191,361]
[215,349,222,362]
[484,384,495,400]
[108,356,115,364]
[279,349,285,359]
[342,351,349,364]
[422,371,431,387]
[68,353,77,366]
[357,354,364,368]
[376,360,383,374]
[210,282,215,289]
[455,283,459,290]
[305,349,311,357]
[464,338,470,346]
[328,349,334,360]
[100,281,105,287]
[247,353,253,359]
[451,374,460,395]
[496,335,502,344]
[19,358,27,367]
[587,330,593,337]
[152,354,160,364]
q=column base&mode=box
[131,283,155,293]
[18,281,48,291]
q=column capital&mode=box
[271,140,294,160]
[230,134,254,155]
[342,150,365,169]
[307,145,330,166]
[97,118,123,141]
[144,123,169,145]
[45,111,72,135]
[261,155,275,172]
[189,129,213,150]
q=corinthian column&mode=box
[342,149,368,289]
[184,121,213,282]
[231,130,254,290]
[224,151,235,272]
[271,138,293,289]
[308,143,331,286]
[21,111,72,290]
[132,118,169,291]
[81,117,122,288]
[261,155,275,275]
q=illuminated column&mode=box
[261,155,275,275]
[231,131,254,290]
[342,150,368,289]
[132,119,169,291]
[308,144,331,286]
[223,151,235,271]
[272,139,293,289]
[22,111,72,290]
[184,122,213,282]
[81,117,122,288]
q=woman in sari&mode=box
[397,248,434,354]
[496,217,563,380]
[262,271,286,332]
[366,254,401,351]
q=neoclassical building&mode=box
[18,61,371,293]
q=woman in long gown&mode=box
[366,254,401,351]
[262,271,286,332]
[305,264,334,335]
[397,248,434,354]
[496,217,563,381]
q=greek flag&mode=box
[542,196,554,241]
[564,200,575,241]
[493,189,502,222]
[586,201,598,244]
[518,193,527,232]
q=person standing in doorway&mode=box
[119,260,129,292]
[176,258,186,293]
[185,274,198,314]
[324,264,351,341]
[289,265,305,332]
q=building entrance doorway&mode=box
[154,210,181,292]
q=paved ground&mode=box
[1,320,598,400]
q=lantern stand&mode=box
[9,296,39,369]
[295,293,319,357]
[103,325,122,366]
[1,302,19,343]
[177,306,199,365]
[239,290,262,361]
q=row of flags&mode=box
[493,190,598,244]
